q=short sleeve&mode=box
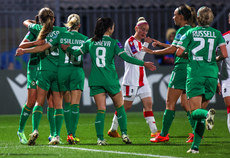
[177,31,191,50]
[28,23,41,36]
[24,31,36,41]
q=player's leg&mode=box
[47,89,55,142]
[70,90,82,141]
[17,88,37,144]
[222,82,230,133]
[93,92,107,145]
[109,91,131,144]
[142,96,159,136]
[28,86,47,145]
[224,97,230,133]
[180,92,195,142]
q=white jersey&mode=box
[122,36,149,86]
[220,31,230,82]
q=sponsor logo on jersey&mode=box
[117,42,123,49]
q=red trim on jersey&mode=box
[125,86,130,96]
[227,106,230,114]
[143,111,154,117]
[139,67,144,86]
[223,31,230,36]
[115,111,117,116]
[138,41,142,51]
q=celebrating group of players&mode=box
[15,3,230,154]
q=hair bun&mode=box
[138,17,145,21]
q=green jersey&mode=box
[24,31,39,66]
[178,26,226,78]
[71,36,125,87]
[172,25,192,65]
[48,30,88,67]
[28,24,66,71]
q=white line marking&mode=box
[50,146,181,158]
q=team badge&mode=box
[117,42,124,49]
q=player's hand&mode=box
[15,48,24,56]
[142,47,155,54]
[61,43,70,51]
[144,62,157,71]
[152,39,161,47]
[216,82,221,95]
[144,37,153,43]
[34,39,45,46]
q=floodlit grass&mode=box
[0,110,230,158]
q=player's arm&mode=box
[23,19,36,28]
[152,39,170,48]
[16,43,51,56]
[19,39,45,49]
[119,52,156,71]
[142,45,176,55]
[61,43,85,59]
[216,45,228,61]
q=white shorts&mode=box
[122,84,152,101]
[222,80,230,98]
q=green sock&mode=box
[18,104,32,132]
[71,104,80,137]
[95,110,105,140]
[161,109,175,137]
[187,111,195,130]
[32,105,43,132]
[116,105,127,135]
[192,109,208,120]
[47,107,55,136]
[63,102,71,135]
[191,119,205,150]
[54,109,64,137]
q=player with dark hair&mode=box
[61,17,156,145]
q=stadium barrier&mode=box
[0,66,224,114]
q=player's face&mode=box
[173,9,182,26]
[136,24,149,40]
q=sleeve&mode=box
[177,31,191,51]
[24,31,36,41]
[172,29,182,46]
[28,23,41,36]
[119,52,144,66]
[114,40,125,56]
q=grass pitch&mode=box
[0,110,230,158]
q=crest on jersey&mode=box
[175,33,182,40]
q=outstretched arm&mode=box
[119,52,156,71]
[16,43,51,56]
[19,39,45,49]
[61,44,83,59]
[142,45,176,55]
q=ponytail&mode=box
[37,7,54,40]
[92,17,114,42]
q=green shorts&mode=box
[37,70,60,92]
[186,76,217,100]
[27,65,38,89]
[58,66,85,92]
[168,64,187,90]
[90,84,121,96]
